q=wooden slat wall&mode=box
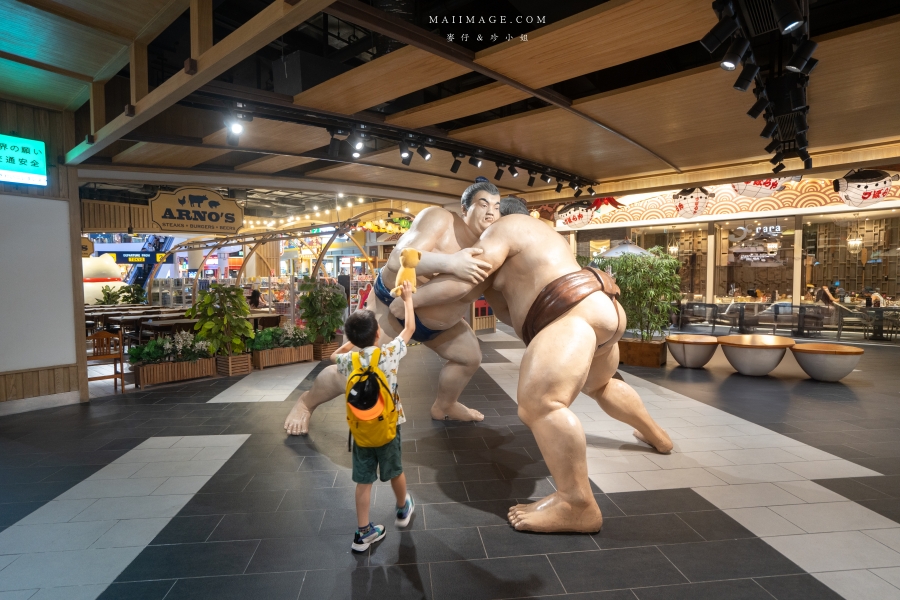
[81,199,154,232]
[0,365,79,402]
[0,99,72,199]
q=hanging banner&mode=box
[149,187,244,234]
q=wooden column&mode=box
[89,82,105,134]
[190,0,214,58]
[130,42,149,104]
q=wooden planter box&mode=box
[473,314,496,333]
[251,345,314,370]
[618,338,668,368]
[313,340,341,360]
[216,354,252,376]
[134,357,216,389]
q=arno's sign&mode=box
[149,187,243,235]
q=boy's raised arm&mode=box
[398,281,416,344]
[330,340,355,362]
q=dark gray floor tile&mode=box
[549,546,687,593]
[659,538,804,581]
[244,471,338,492]
[246,534,367,572]
[592,513,703,549]
[415,437,490,452]
[0,480,76,503]
[0,501,42,526]
[423,500,512,529]
[165,571,306,600]
[607,488,716,516]
[369,528,487,565]
[418,463,504,483]
[151,515,224,545]
[296,455,352,471]
[634,578,772,600]
[217,457,305,474]
[180,490,286,516]
[857,498,900,522]
[479,524,598,557]
[453,447,534,466]
[850,458,900,475]
[97,580,175,600]
[208,509,324,541]
[813,477,892,501]
[846,441,900,458]
[298,564,432,599]
[279,487,359,511]
[845,428,900,443]
[0,466,60,484]
[40,464,105,482]
[430,555,564,600]
[403,451,461,467]
[115,540,259,581]
[199,472,254,494]
[372,482,468,506]
[594,494,625,518]
[318,507,425,534]
[677,510,755,541]
[754,574,844,599]
[531,592,636,600]
[463,477,554,501]
[851,475,900,497]
[810,444,875,460]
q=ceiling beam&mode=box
[65,0,337,165]
[14,0,136,43]
[0,49,93,82]
[324,0,682,174]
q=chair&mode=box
[86,331,126,393]
[256,315,281,329]
[837,307,872,340]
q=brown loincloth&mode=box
[521,268,620,346]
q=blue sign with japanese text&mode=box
[0,134,47,186]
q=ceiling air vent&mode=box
[738,0,780,38]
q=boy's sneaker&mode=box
[351,523,385,552]
[396,494,415,527]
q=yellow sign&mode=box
[149,187,243,235]
[156,253,167,263]
[81,237,94,257]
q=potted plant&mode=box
[186,284,255,376]
[120,283,147,305]
[250,323,313,369]
[594,247,681,367]
[297,278,348,359]
[129,331,215,388]
[94,285,123,305]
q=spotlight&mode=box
[569,181,578,190]
[541,173,552,184]
[765,138,781,153]
[700,17,739,53]
[720,38,750,71]
[795,112,809,133]
[349,134,364,151]
[786,39,818,73]
[352,151,361,158]
[313,205,318,210]
[733,63,760,91]
[338,193,344,198]
[587,186,596,196]
[769,152,784,165]
[760,120,777,138]
[555,181,563,193]
[527,171,536,187]
[358,197,364,203]
[328,136,341,157]
[398,140,411,159]
[801,57,819,75]
[804,157,813,169]
[796,131,809,149]
[401,151,412,166]
[494,163,504,180]
[229,122,243,135]
[798,147,810,162]
[416,145,431,161]
[508,165,519,178]
[468,156,482,168]
[772,162,786,174]
[747,95,770,119]
[450,153,463,174]
[771,0,804,34]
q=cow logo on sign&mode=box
[732,176,801,198]
[833,169,899,208]
[672,188,714,219]
[149,187,244,234]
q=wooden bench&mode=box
[791,343,864,382]
[718,335,795,377]
[667,334,719,368]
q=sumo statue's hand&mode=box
[451,248,492,283]
[389,296,406,319]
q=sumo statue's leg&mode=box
[581,343,673,454]
[425,321,485,422]
[284,364,345,436]
[508,315,602,533]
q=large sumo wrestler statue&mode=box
[283,181,503,435]
[83,254,127,304]
[388,197,672,533]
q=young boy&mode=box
[331,280,416,552]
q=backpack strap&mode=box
[351,351,362,372]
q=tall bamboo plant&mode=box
[185,284,255,356]
[594,247,681,342]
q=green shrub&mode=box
[297,278,347,343]
[185,284,255,356]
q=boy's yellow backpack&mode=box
[345,348,398,448]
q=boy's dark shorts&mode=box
[352,429,403,484]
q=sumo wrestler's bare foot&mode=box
[284,393,314,436]
[507,493,602,533]
[633,428,674,454]
[431,401,484,422]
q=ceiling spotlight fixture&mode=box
[450,152,464,174]
[769,151,784,165]
[352,150,361,158]
[804,157,813,169]
[786,39,818,73]
[795,112,809,133]
[733,62,760,91]
[416,145,431,160]
[468,156,482,168]
[328,135,341,157]
[700,16,739,53]
[801,57,819,75]
[555,181,563,193]
[349,134,364,151]
[398,140,411,159]
[494,163,504,180]
[764,138,781,154]
[569,181,578,190]
[795,131,809,149]
[541,173,552,184]
[747,95,770,119]
[771,0,804,34]
[760,120,777,138]
[338,193,344,198]
[798,147,811,162]
[573,188,583,198]
[229,122,243,135]
[508,165,519,178]
[772,162,786,174]
[315,212,320,217]
[720,37,750,71]
[358,197,364,203]
[587,186,596,196]
[313,205,318,210]
[527,171,536,187]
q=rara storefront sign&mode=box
[0,133,47,186]
[149,187,243,234]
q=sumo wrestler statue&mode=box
[283,181,502,435]
[389,198,673,533]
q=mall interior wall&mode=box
[0,99,87,414]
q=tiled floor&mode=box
[1,325,899,599]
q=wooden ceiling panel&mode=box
[234,155,318,174]
[450,107,666,181]
[474,0,714,89]
[49,0,177,37]
[0,58,86,109]
[314,162,475,197]
[385,82,530,129]
[293,45,470,115]
[807,19,900,150]
[112,142,230,167]
[204,119,332,154]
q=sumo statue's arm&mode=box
[385,207,491,283]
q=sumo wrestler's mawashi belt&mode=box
[521,267,620,347]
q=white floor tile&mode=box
[644,451,734,469]
[29,584,109,600]
[585,454,660,474]
[781,445,843,461]
[130,460,227,478]
[630,468,727,490]
[70,495,192,522]
[134,437,182,450]
[89,518,170,549]
[694,483,806,509]
[871,566,900,589]
[85,463,146,480]
[764,531,900,572]
[57,478,167,500]
[150,476,211,496]
[705,463,804,485]
[815,569,900,600]
[17,500,98,525]
[111,447,202,464]
[0,522,115,555]
[191,446,241,461]
[588,472,645,493]
[772,502,899,533]
[726,434,805,449]
[713,448,807,465]
[0,547,144,590]
[671,437,743,452]
[669,425,747,439]
[774,481,850,504]
[779,460,883,480]
[171,434,249,448]
[864,529,900,554]
[0,590,37,600]
[723,507,806,537]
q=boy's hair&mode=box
[344,310,379,347]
